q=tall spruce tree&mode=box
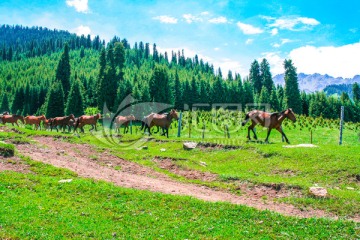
[56,43,71,98]
[12,87,25,114]
[0,94,10,113]
[269,87,280,111]
[149,65,172,104]
[65,79,84,117]
[249,60,262,94]
[260,58,273,92]
[45,82,65,118]
[173,70,183,110]
[283,59,302,113]
[352,82,360,103]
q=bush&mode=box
[0,142,15,157]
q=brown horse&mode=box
[43,118,53,130]
[75,113,101,133]
[142,109,178,138]
[1,114,25,127]
[24,115,46,130]
[51,114,75,132]
[115,114,136,134]
[241,108,296,143]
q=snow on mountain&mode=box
[272,73,360,92]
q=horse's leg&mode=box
[166,128,169,138]
[247,126,251,140]
[276,127,290,144]
[265,128,272,143]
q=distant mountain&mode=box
[272,73,360,92]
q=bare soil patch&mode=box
[15,136,359,222]
[153,156,218,182]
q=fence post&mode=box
[339,106,344,145]
[202,123,205,139]
[177,111,182,137]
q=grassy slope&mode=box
[0,124,359,238]
[0,157,359,239]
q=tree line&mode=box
[1,25,360,122]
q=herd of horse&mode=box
[0,108,296,142]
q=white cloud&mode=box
[260,52,284,75]
[214,47,220,51]
[183,14,203,23]
[73,25,91,36]
[271,28,278,36]
[201,11,210,16]
[66,0,89,13]
[245,39,254,45]
[269,16,320,30]
[209,16,228,24]
[236,22,263,35]
[289,43,360,78]
[153,15,178,24]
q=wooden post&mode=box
[339,106,344,145]
[202,123,205,139]
[177,112,182,137]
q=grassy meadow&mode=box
[0,112,360,238]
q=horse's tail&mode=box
[241,113,250,126]
[140,121,145,130]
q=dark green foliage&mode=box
[56,43,71,97]
[283,59,302,114]
[269,87,280,111]
[45,82,65,118]
[258,86,270,105]
[260,58,273,92]
[352,82,360,102]
[11,87,25,115]
[0,93,10,113]
[149,64,173,104]
[249,60,261,94]
[65,79,84,117]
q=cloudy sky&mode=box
[1,0,360,78]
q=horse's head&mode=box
[40,115,46,121]
[96,113,102,119]
[69,114,75,120]
[169,109,179,120]
[285,108,296,123]
[128,114,136,121]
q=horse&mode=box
[1,114,25,127]
[24,115,46,130]
[74,113,101,133]
[68,117,78,132]
[142,109,178,138]
[241,108,296,144]
[51,114,75,132]
[115,114,136,134]
[43,118,53,130]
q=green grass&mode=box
[0,157,359,239]
[0,141,15,157]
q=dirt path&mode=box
[15,136,358,222]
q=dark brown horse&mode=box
[75,113,101,133]
[51,114,75,132]
[241,108,296,143]
[115,114,136,134]
[24,115,46,130]
[1,114,25,127]
[142,109,178,138]
[43,118,53,130]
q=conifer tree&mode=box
[269,87,280,111]
[258,86,270,105]
[260,58,273,92]
[65,78,84,117]
[0,94,10,113]
[173,70,183,110]
[249,60,261,94]
[45,82,65,118]
[352,82,360,102]
[283,59,302,113]
[12,87,25,114]
[56,43,71,97]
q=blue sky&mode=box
[1,0,360,78]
